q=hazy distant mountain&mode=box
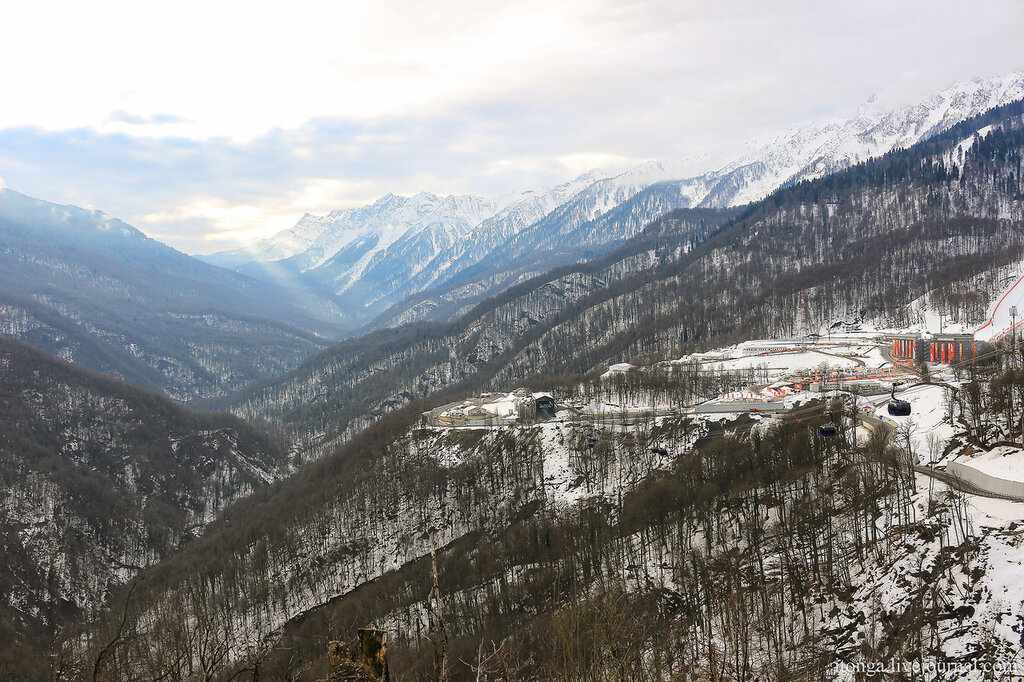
[204,191,514,288]
[209,72,1024,325]
[0,189,353,400]
[298,192,517,303]
[201,212,332,268]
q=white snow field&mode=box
[976,269,1024,341]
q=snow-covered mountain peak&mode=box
[281,191,509,277]
[571,168,610,185]
[206,70,1024,314]
[694,70,1024,207]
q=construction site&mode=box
[425,389,557,427]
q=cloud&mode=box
[1,101,676,252]
[107,111,190,126]
[0,0,1022,253]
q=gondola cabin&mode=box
[818,424,838,437]
[888,399,912,416]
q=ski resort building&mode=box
[927,335,981,364]
[885,333,991,365]
[739,340,810,355]
[428,390,558,427]
[887,334,925,362]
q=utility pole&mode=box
[1012,306,1017,368]
[800,290,809,343]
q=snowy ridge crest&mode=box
[208,71,1024,312]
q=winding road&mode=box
[855,409,1024,503]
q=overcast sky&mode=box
[1,0,1022,254]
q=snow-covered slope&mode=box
[202,192,512,288]
[297,192,508,273]
[402,170,611,294]
[700,72,1024,207]
[975,264,1024,341]
[224,192,516,308]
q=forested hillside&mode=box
[372,202,740,329]
[206,207,732,459]
[43,98,1024,680]
[213,99,1024,461]
[73,362,1024,680]
[0,337,289,677]
[0,189,352,400]
[261,404,968,679]
[60,368,726,678]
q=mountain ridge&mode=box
[205,71,1024,324]
[68,95,1024,679]
[0,188,353,400]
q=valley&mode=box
[0,190,353,401]
[0,336,290,674]
[65,300,1024,680]
[2,53,1024,681]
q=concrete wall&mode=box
[946,460,1024,498]
[694,401,786,414]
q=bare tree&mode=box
[427,532,449,682]
[91,574,144,681]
